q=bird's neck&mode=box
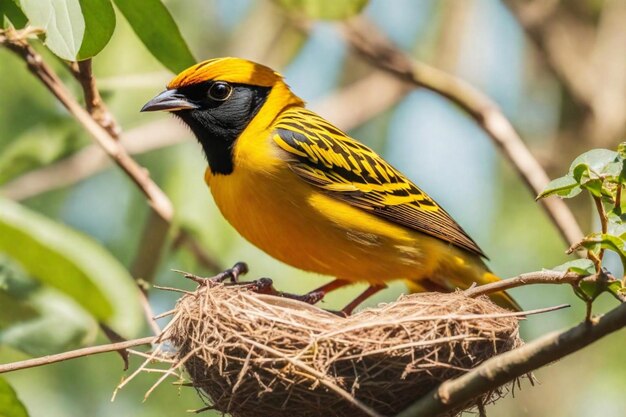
[207,82,304,176]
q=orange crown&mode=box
[167,57,285,89]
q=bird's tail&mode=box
[405,256,521,312]
[405,274,520,311]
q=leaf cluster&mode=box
[539,143,626,305]
[1,0,195,73]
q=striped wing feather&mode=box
[272,108,485,258]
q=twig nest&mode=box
[161,284,522,417]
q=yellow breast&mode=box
[205,131,447,283]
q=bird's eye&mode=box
[207,82,232,101]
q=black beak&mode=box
[141,89,199,112]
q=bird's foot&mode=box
[181,262,249,286]
[241,278,326,304]
[213,261,249,283]
[280,289,326,304]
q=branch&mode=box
[0,28,173,223]
[464,270,582,298]
[68,59,122,139]
[0,337,154,374]
[340,17,584,247]
[397,301,626,417]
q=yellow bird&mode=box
[142,57,519,313]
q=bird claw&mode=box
[235,279,327,305]
[237,277,274,293]
[179,262,249,286]
[212,261,249,283]
[286,290,325,305]
[180,264,331,307]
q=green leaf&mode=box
[569,148,621,188]
[0,0,27,28]
[0,288,95,356]
[580,233,626,271]
[274,0,369,19]
[541,148,624,200]
[551,259,595,276]
[0,377,29,417]
[19,0,84,60]
[578,280,602,301]
[76,0,115,60]
[112,0,195,73]
[579,177,611,198]
[607,281,623,297]
[576,275,624,303]
[537,175,582,199]
[0,198,143,336]
[18,0,115,60]
[0,258,98,355]
[569,149,619,176]
[607,209,626,238]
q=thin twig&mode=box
[340,17,584,247]
[397,301,626,417]
[68,59,121,138]
[593,195,608,261]
[464,270,582,298]
[0,337,155,374]
[99,323,131,370]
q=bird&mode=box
[141,57,520,313]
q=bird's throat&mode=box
[175,85,271,175]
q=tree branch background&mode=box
[0,1,625,417]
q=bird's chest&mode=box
[204,133,430,280]
[207,163,328,268]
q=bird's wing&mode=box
[272,108,486,257]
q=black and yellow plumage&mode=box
[273,108,485,257]
[142,57,519,311]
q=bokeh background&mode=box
[1,0,626,416]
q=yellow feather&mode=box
[171,58,520,311]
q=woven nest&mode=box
[145,283,523,417]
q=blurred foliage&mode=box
[0,198,143,335]
[0,0,625,416]
[273,0,368,20]
[0,0,26,29]
[0,377,28,417]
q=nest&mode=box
[139,283,523,417]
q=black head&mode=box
[142,81,271,175]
